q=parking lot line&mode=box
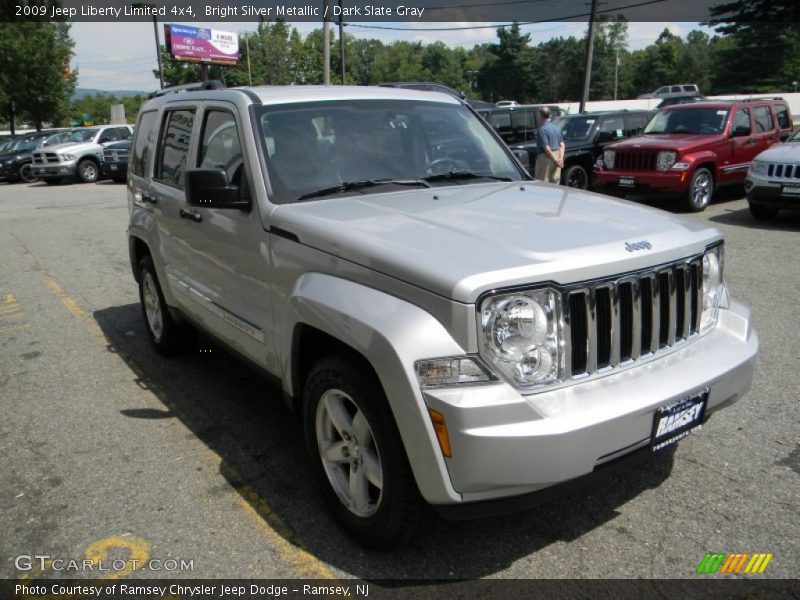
[40,273,336,580]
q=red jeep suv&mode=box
[593,99,792,211]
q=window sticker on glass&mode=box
[716,110,727,116]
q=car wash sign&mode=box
[165,24,239,65]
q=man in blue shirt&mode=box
[535,107,565,184]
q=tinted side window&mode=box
[753,106,774,133]
[624,115,647,136]
[98,128,120,143]
[199,110,244,186]
[733,108,751,132]
[775,104,791,129]
[131,111,158,177]
[157,110,195,187]
[600,117,624,139]
[117,127,132,140]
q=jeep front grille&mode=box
[766,163,800,179]
[614,151,658,171]
[565,258,702,377]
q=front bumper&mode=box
[31,161,78,178]
[100,162,128,179]
[745,171,800,210]
[593,167,689,196]
[422,297,757,508]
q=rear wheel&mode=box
[138,256,193,355]
[304,357,425,548]
[685,167,713,212]
[562,164,589,189]
[748,202,778,221]
[18,164,38,183]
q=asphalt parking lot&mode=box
[1,179,798,583]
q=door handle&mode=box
[141,194,157,204]
[747,137,756,144]
[179,208,202,223]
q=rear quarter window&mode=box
[774,104,791,129]
[131,111,158,178]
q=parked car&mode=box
[0,132,52,183]
[745,127,800,220]
[379,81,495,110]
[513,110,652,188]
[100,139,132,182]
[638,84,700,100]
[31,125,133,184]
[128,82,757,548]
[593,98,793,211]
[481,104,568,166]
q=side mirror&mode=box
[597,131,616,143]
[185,168,249,210]
[731,125,751,137]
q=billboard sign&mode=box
[165,24,239,65]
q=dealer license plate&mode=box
[651,389,708,451]
[619,176,635,188]
[36,168,46,174]
[110,164,118,171]
[782,184,800,196]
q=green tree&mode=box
[0,22,75,130]
[478,23,535,102]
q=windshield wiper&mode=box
[422,171,512,184]
[296,178,430,202]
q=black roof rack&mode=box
[149,80,225,99]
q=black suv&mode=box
[552,110,653,189]
[0,132,52,183]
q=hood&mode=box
[609,133,722,153]
[105,140,132,151]
[755,141,800,163]
[271,182,720,303]
[36,140,99,154]
[0,150,32,162]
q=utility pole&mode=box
[322,0,330,85]
[245,35,252,86]
[153,16,164,89]
[613,48,619,101]
[579,0,598,113]
[338,0,345,84]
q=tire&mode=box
[77,159,99,183]
[18,164,38,183]
[303,356,425,549]
[685,167,713,212]
[138,255,193,355]
[749,202,778,221]
[562,164,589,189]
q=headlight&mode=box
[750,160,768,175]
[603,150,615,170]
[656,151,677,171]
[59,153,77,161]
[700,243,725,332]
[479,289,563,388]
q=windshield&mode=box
[65,129,99,143]
[788,129,800,143]
[555,116,597,142]
[644,108,728,135]
[257,100,522,203]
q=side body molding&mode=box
[278,272,465,504]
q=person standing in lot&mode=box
[535,106,565,184]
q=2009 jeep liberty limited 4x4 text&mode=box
[127,83,758,548]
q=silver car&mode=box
[746,128,800,219]
[127,84,758,548]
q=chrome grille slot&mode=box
[565,257,703,379]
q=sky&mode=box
[70,20,709,92]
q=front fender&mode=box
[681,150,718,174]
[279,272,465,504]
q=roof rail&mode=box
[149,80,225,99]
[741,96,784,102]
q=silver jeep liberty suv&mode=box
[127,83,758,548]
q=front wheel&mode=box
[304,357,425,548]
[685,167,713,212]
[77,159,99,183]
[18,164,38,183]
[562,164,589,189]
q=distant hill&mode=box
[72,88,148,100]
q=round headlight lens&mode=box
[480,290,562,387]
[700,245,724,331]
[603,150,615,169]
